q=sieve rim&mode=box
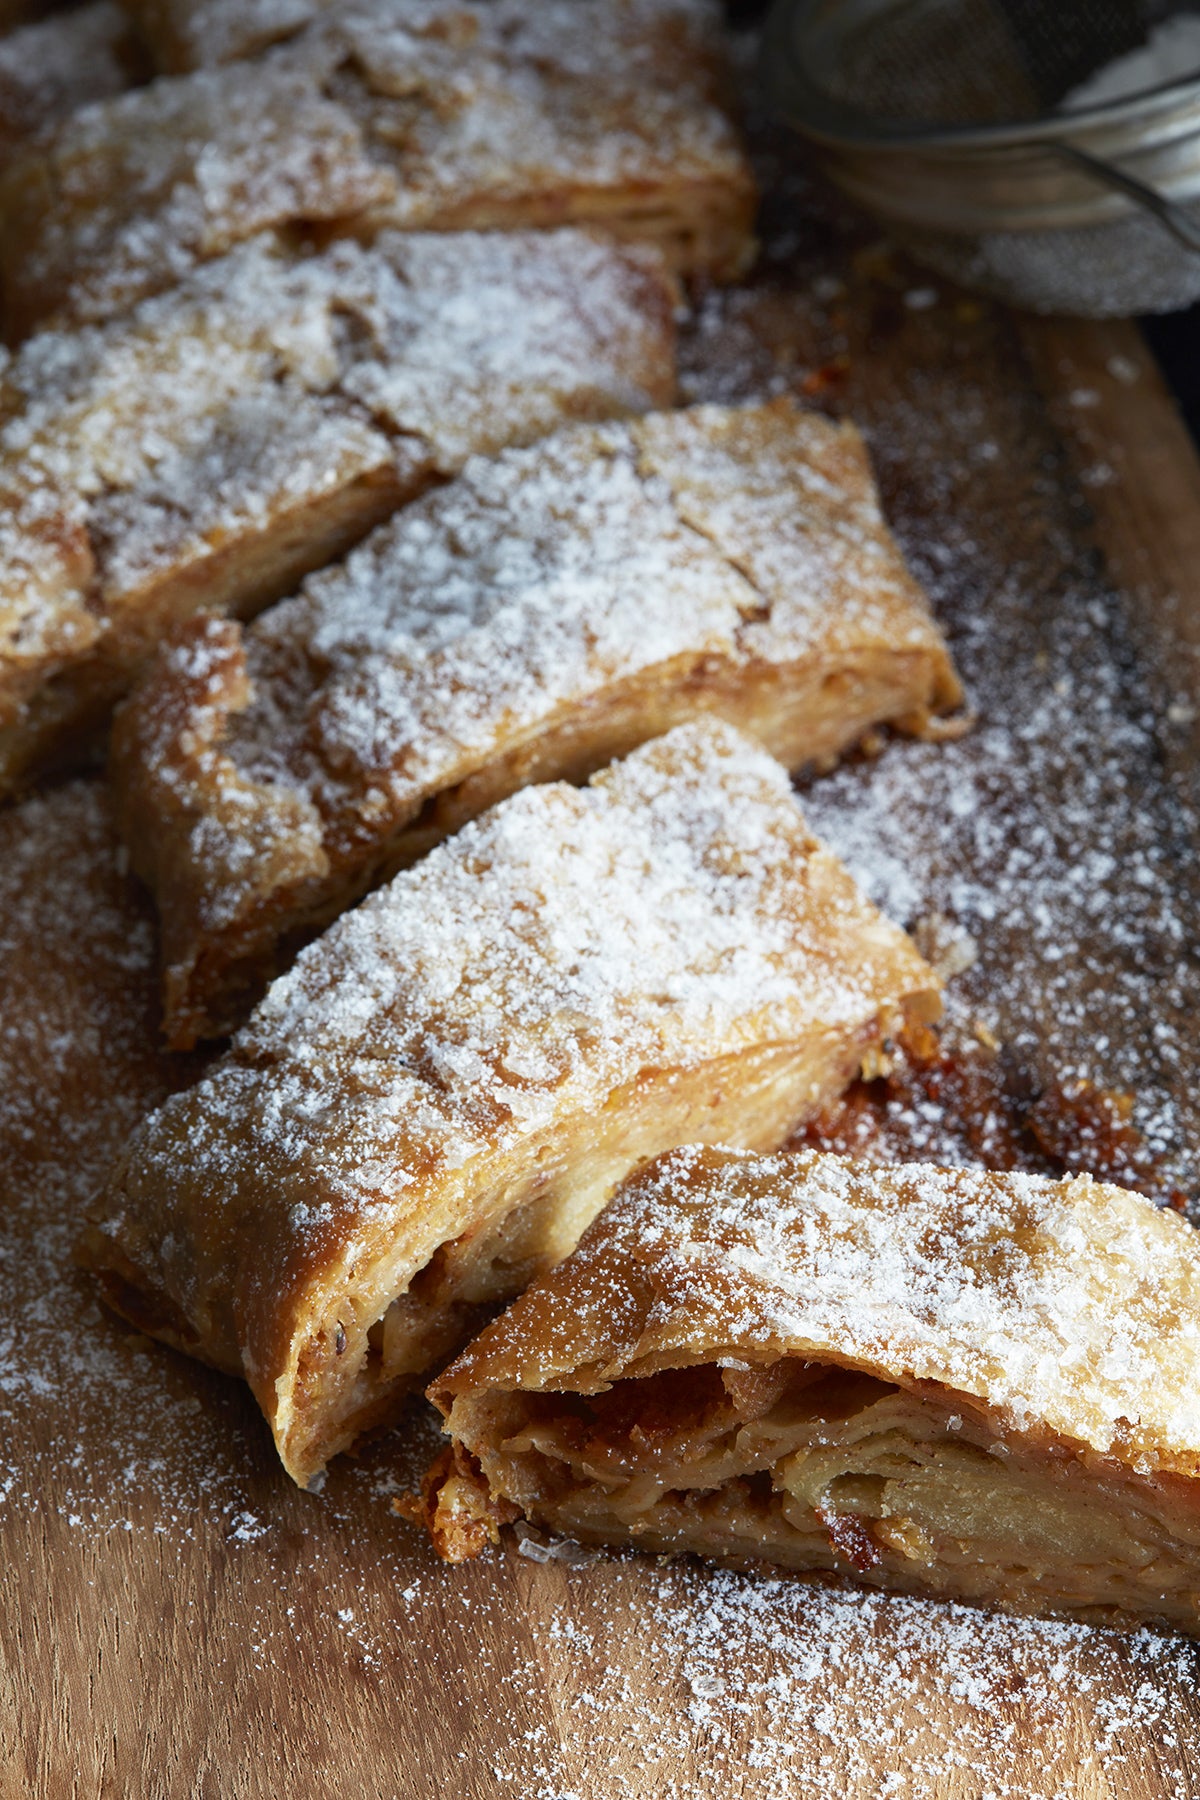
[762,0,1200,152]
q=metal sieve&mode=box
[762,0,1200,314]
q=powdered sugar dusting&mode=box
[96,721,932,1370]
[679,149,1200,1207]
[3,0,749,331]
[0,1,139,155]
[3,51,1200,1795]
[470,1144,1200,1466]
[341,0,749,225]
[0,226,674,776]
[142,396,954,1012]
[1,38,393,330]
[125,0,318,70]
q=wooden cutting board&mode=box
[2,130,1199,1800]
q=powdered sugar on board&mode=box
[679,146,1199,1204]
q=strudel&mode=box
[2,0,753,334]
[84,721,941,1489]
[424,1144,1200,1635]
[0,2,145,157]
[0,227,674,796]
[113,397,964,1048]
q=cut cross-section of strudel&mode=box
[2,0,752,334]
[0,227,674,796]
[113,396,964,1048]
[84,721,941,1489]
[424,1145,1200,1634]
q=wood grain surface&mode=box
[2,128,1200,1800]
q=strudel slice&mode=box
[336,0,755,278]
[0,228,674,795]
[113,397,963,1048]
[84,721,941,1488]
[425,1145,1200,1634]
[2,1,751,333]
[0,36,392,337]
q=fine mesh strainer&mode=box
[762,0,1200,314]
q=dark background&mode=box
[729,0,1200,444]
[1145,309,1200,440]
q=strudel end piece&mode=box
[2,1,752,334]
[112,396,964,1048]
[84,721,941,1488]
[425,1145,1200,1635]
[0,228,674,796]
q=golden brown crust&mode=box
[84,721,940,1487]
[113,397,963,1049]
[427,1146,1200,1632]
[1,0,753,335]
[0,228,676,797]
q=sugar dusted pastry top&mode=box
[338,0,749,226]
[2,0,751,332]
[435,1145,1200,1477]
[140,398,959,866]
[0,227,673,607]
[0,2,142,155]
[0,226,673,774]
[88,721,939,1391]
[0,38,393,334]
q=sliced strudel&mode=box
[84,722,941,1488]
[0,227,674,795]
[2,0,752,334]
[114,397,963,1048]
[425,1145,1200,1634]
[0,37,391,336]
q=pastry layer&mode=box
[113,396,964,1048]
[2,0,753,334]
[427,1145,1200,1634]
[84,721,941,1487]
[0,227,675,795]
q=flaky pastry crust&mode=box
[0,228,675,796]
[113,396,964,1048]
[1,0,753,335]
[84,722,940,1487]
[427,1145,1200,1634]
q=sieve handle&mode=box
[1047,141,1200,255]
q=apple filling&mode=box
[438,1359,1200,1629]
